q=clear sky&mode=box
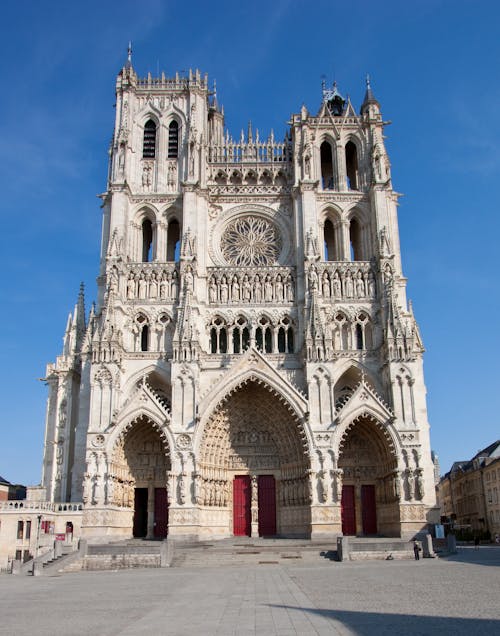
[0,0,499,486]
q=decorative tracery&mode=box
[221,216,282,266]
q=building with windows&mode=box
[437,440,500,538]
[37,51,438,543]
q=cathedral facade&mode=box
[41,54,438,542]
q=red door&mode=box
[233,476,251,536]
[258,475,276,536]
[341,485,356,535]
[361,485,377,535]
[154,488,169,538]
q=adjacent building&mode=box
[437,440,500,538]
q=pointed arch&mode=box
[195,360,309,456]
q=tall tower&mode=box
[41,54,437,542]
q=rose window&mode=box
[221,216,282,266]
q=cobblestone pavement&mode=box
[0,546,499,635]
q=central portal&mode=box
[200,380,311,538]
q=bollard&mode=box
[447,533,457,554]
[32,561,43,576]
[422,533,436,558]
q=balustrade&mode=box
[207,140,291,165]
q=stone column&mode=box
[147,482,155,539]
[251,475,259,537]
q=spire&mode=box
[125,41,133,69]
[74,282,86,332]
[361,74,380,114]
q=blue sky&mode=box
[0,0,499,485]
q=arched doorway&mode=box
[109,416,171,539]
[338,416,400,536]
[199,381,311,537]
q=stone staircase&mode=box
[60,539,170,573]
[169,537,337,568]
[54,536,416,573]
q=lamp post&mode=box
[36,515,42,557]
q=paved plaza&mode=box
[0,546,499,635]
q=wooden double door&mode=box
[133,487,169,538]
[233,475,276,537]
[341,484,377,536]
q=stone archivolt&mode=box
[198,382,310,509]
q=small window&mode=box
[345,141,358,190]
[320,141,334,190]
[142,219,153,262]
[278,328,286,353]
[141,325,149,352]
[324,219,337,260]
[168,121,179,158]
[167,219,180,262]
[356,324,363,350]
[25,520,31,540]
[17,521,24,540]
[143,120,157,159]
[219,328,227,354]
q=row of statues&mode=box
[127,269,179,301]
[309,266,376,300]
[208,271,295,304]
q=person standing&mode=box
[413,540,421,560]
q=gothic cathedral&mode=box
[41,53,438,542]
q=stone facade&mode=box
[39,53,438,543]
[437,440,500,538]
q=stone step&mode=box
[169,539,336,568]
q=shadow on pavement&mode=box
[267,605,500,635]
[439,546,500,567]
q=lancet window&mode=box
[142,219,154,262]
[166,219,180,261]
[345,141,358,190]
[232,316,250,354]
[324,219,339,261]
[168,121,179,158]
[135,314,150,352]
[320,141,334,190]
[349,218,364,261]
[143,119,157,159]
[210,317,228,354]
[255,317,273,353]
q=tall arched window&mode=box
[143,120,157,159]
[166,219,180,261]
[324,219,337,260]
[320,141,334,190]
[256,317,273,353]
[349,218,363,261]
[141,325,149,352]
[355,323,363,350]
[142,219,153,262]
[345,141,358,190]
[277,317,294,353]
[168,121,179,158]
[209,318,227,354]
[232,317,250,354]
